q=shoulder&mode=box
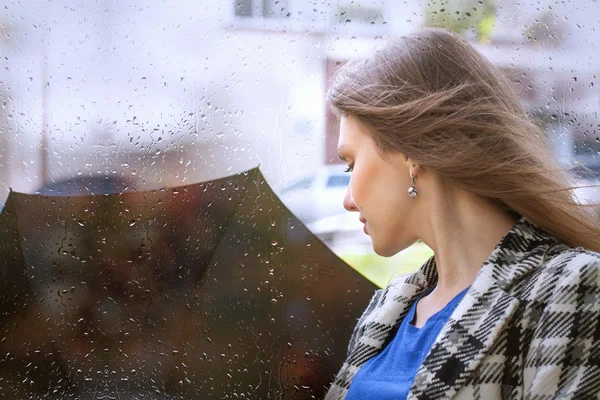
[542,245,600,280]
[524,245,600,305]
[522,247,600,397]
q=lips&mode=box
[360,217,368,234]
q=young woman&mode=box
[325,28,600,400]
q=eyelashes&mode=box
[344,164,354,173]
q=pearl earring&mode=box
[408,168,418,198]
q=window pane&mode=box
[1,0,598,397]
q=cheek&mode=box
[349,166,373,207]
[369,168,410,218]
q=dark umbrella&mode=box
[0,167,376,399]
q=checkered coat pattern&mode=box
[325,217,600,399]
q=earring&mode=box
[408,168,418,198]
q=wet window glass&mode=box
[281,177,314,194]
[1,0,598,397]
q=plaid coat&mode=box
[325,217,600,399]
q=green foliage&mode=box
[424,0,497,42]
[339,242,434,288]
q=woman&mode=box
[325,28,600,399]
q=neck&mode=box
[418,190,520,300]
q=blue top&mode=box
[346,286,469,400]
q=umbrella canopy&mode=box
[0,167,376,399]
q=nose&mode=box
[343,185,358,212]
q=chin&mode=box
[372,242,401,258]
[372,237,412,258]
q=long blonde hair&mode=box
[327,27,600,252]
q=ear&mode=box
[405,157,421,176]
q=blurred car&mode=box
[570,164,600,206]
[279,165,350,223]
[35,175,137,196]
[0,175,137,214]
[307,211,368,249]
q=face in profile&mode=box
[337,115,421,257]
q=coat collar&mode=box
[374,216,559,399]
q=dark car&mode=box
[35,175,137,196]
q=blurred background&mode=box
[1,0,600,286]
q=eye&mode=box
[343,164,354,173]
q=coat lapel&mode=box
[339,256,437,380]
[407,270,521,399]
[407,217,557,399]
[347,258,436,365]
[325,249,439,400]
